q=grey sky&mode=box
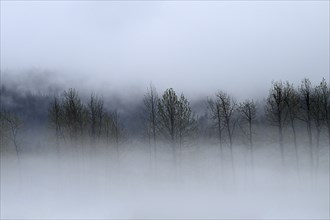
[1,1,329,99]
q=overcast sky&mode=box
[1,1,329,99]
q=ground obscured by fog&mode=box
[1,143,329,219]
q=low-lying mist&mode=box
[1,75,330,219]
[0,74,330,219]
[1,140,329,219]
[2,1,329,218]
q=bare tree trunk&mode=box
[115,138,121,180]
[217,113,224,178]
[315,126,321,177]
[291,120,300,175]
[278,124,285,167]
[152,124,157,177]
[327,123,330,148]
[10,127,20,161]
[152,106,157,171]
[153,141,158,178]
[229,142,235,182]
[249,118,255,181]
[172,142,177,180]
[307,120,314,170]
[149,131,153,176]
[14,139,20,161]
[170,114,177,177]
[328,127,330,148]
[227,123,235,180]
[178,140,182,180]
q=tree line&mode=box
[48,88,124,147]
[1,78,329,173]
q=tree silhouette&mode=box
[299,78,314,168]
[158,88,178,145]
[318,78,330,147]
[238,99,256,173]
[158,88,196,170]
[1,111,23,159]
[49,96,65,149]
[283,82,300,172]
[208,96,225,171]
[265,81,287,166]
[217,91,237,176]
[143,84,159,171]
[177,94,197,147]
[62,88,85,141]
[88,94,104,142]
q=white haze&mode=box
[1,1,329,99]
[1,142,329,219]
[1,1,329,219]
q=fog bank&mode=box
[1,142,329,219]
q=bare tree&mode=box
[298,78,314,167]
[96,97,104,139]
[216,91,237,176]
[217,92,237,148]
[0,111,11,152]
[111,110,122,147]
[177,94,197,147]
[319,78,330,147]
[283,82,300,172]
[143,84,159,171]
[311,84,323,156]
[265,81,287,166]
[158,88,196,169]
[143,84,158,146]
[102,110,124,146]
[88,94,97,141]
[49,96,65,149]
[158,88,178,146]
[88,94,104,142]
[208,97,225,171]
[62,88,85,141]
[103,111,112,145]
[238,99,256,172]
[1,111,23,159]
[177,93,197,174]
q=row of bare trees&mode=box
[143,86,197,172]
[48,88,123,148]
[206,90,259,178]
[142,78,328,177]
[266,78,329,173]
[2,78,328,171]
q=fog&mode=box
[1,1,329,99]
[1,141,329,219]
[1,1,329,219]
[2,82,329,219]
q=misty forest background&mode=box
[1,72,329,183]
